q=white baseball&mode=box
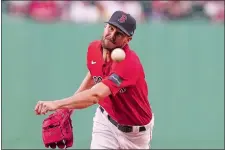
[111,48,126,62]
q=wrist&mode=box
[53,100,63,109]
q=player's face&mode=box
[101,24,132,51]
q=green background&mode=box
[2,14,224,149]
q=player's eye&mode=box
[109,26,114,31]
[116,32,123,38]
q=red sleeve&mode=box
[102,55,140,95]
[86,42,91,71]
[86,40,100,71]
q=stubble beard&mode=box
[101,37,123,51]
[101,37,113,51]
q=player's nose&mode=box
[109,36,116,44]
[108,31,116,41]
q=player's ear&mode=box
[126,36,132,43]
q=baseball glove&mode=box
[42,109,74,149]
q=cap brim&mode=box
[105,21,131,36]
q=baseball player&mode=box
[35,11,154,149]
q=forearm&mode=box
[55,89,100,109]
[55,81,111,110]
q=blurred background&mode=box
[2,0,224,149]
[2,1,225,23]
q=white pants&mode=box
[90,107,155,149]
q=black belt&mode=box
[99,106,146,133]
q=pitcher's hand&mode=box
[35,101,59,115]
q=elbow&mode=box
[91,92,106,104]
[91,94,101,104]
[88,81,111,103]
[89,84,110,103]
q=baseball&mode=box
[111,48,126,62]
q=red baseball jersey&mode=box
[87,40,152,126]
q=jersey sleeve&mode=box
[86,42,92,71]
[86,40,99,71]
[102,55,140,95]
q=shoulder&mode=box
[88,40,101,51]
[87,40,101,58]
[124,47,142,67]
[112,46,143,73]
[125,48,146,77]
[86,40,101,63]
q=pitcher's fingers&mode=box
[35,104,41,115]
[34,102,40,112]
[37,102,44,115]
[41,105,48,115]
[35,101,42,113]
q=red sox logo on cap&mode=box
[118,14,127,23]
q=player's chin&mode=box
[105,46,116,51]
[102,44,113,51]
[104,40,116,49]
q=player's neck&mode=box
[102,48,111,62]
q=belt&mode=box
[99,106,146,133]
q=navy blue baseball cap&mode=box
[105,11,136,36]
